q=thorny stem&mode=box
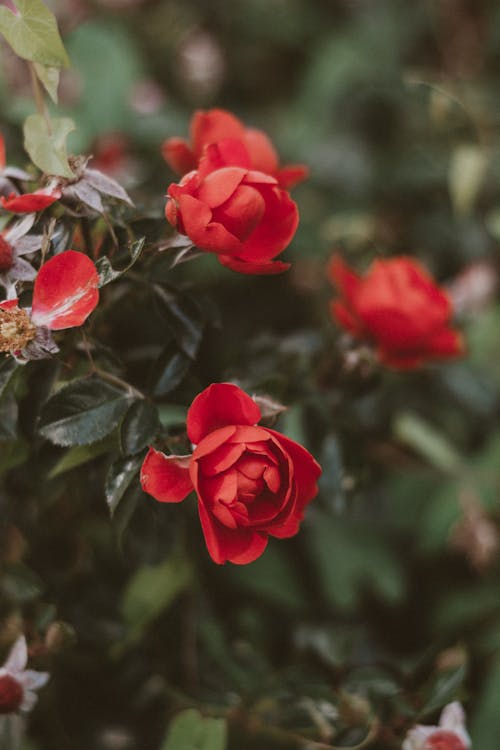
[28,63,52,135]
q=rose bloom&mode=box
[141,383,321,564]
[166,145,299,275]
[0,636,49,714]
[162,108,308,190]
[403,702,471,750]
[329,254,464,369]
[0,250,99,360]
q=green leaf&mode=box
[393,411,462,474]
[0,438,28,477]
[471,658,500,750]
[153,286,204,359]
[419,664,466,717]
[96,238,145,287]
[1,563,43,603]
[48,434,116,478]
[0,0,70,68]
[23,113,75,178]
[34,61,59,102]
[105,456,142,517]
[0,358,19,398]
[160,709,227,750]
[152,344,192,397]
[119,400,159,455]
[38,376,133,446]
[120,549,193,647]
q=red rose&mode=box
[329,254,464,369]
[166,149,299,274]
[140,383,321,564]
[162,108,308,190]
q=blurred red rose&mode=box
[166,147,298,274]
[329,254,464,369]
[162,108,308,190]
[425,732,467,750]
[140,383,321,564]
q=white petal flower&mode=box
[402,702,471,750]
[0,636,49,715]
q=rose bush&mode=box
[140,383,321,564]
[165,145,299,274]
[329,254,464,369]
[162,107,308,189]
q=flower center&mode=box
[0,306,36,352]
[0,236,13,272]
[0,674,23,714]
[424,731,467,750]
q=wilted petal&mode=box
[4,637,27,674]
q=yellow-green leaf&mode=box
[23,113,75,178]
[0,0,70,68]
[34,61,59,102]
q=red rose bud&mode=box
[424,732,467,750]
[329,254,464,369]
[141,383,321,564]
[166,154,298,275]
[162,108,308,189]
[0,673,23,714]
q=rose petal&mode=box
[161,137,196,174]
[187,383,262,444]
[243,128,279,174]
[31,250,99,330]
[275,164,310,189]
[198,500,268,564]
[218,255,291,275]
[191,109,246,159]
[1,187,61,213]
[140,448,193,503]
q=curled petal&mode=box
[4,636,27,674]
[275,164,310,189]
[191,109,245,158]
[1,187,61,213]
[187,383,261,444]
[161,137,196,174]
[31,250,99,330]
[141,448,193,503]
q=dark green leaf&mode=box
[48,434,116,478]
[96,237,144,287]
[119,400,159,455]
[419,664,466,717]
[153,286,204,359]
[105,455,142,517]
[152,344,192,397]
[1,563,43,603]
[0,389,18,440]
[38,376,133,446]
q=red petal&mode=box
[191,109,246,159]
[236,184,298,262]
[197,167,246,208]
[1,187,61,213]
[161,137,196,174]
[198,500,268,564]
[187,383,261,444]
[328,254,361,307]
[0,134,5,171]
[275,164,310,189]
[330,300,363,336]
[140,447,193,503]
[244,128,279,174]
[265,429,321,506]
[426,328,464,358]
[213,184,266,241]
[218,255,290,275]
[177,194,242,254]
[0,298,19,311]
[31,250,99,330]
[197,140,251,176]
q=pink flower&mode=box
[0,250,99,360]
[0,636,49,714]
[403,703,471,750]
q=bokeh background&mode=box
[2,0,500,748]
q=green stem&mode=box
[28,62,52,136]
